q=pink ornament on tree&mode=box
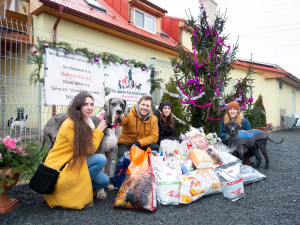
[33,49,37,54]
[175,64,178,68]
[44,43,49,48]
[124,59,128,63]
[142,67,145,71]
[94,57,99,62]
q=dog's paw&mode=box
[96,188,107,199]
[106,184,114,191]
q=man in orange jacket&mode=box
[117,95,159,159]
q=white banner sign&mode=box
[44,48,105,106]
[104,63,151,106]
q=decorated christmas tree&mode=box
[171,4,254,134]
[161,78,189,135]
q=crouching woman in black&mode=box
[154,100,180,145]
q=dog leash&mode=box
[100,112,118,129]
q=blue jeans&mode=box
[86,154,109,189]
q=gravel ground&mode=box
[1,128,300,225]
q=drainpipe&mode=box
[52,5,64,116]
[128,0,137,24]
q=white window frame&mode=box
[134,8,156,34]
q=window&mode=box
[134,9,156,34]
[85,0,106,13]
[279,81,283,90]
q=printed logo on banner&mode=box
[105,64,151,106]
[44,48,105,106]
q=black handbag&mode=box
[29,152,68,194]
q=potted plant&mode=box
[0,136,37,213]
[251,94,268,132]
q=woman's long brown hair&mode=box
[67,91,95,170]
[160,110,174,128]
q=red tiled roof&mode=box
[40,0,178,50]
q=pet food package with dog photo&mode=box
[179,168,222,204]
[151,156,181,205]
[241,165,266,185]
[189,149,214,169]
[215,160,245,202]
[208,147,239,166]
[185,130,209,151]
[113,174,157,211]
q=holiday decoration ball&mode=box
[94,57,99,62]
[33,49,38,54]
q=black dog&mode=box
[225,122,283,169]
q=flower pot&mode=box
[255,127,268,132]
[0,169,20,214]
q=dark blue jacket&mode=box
[219,117,251,139]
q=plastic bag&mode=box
[208,147,238,166]
[127,146,151,175]
[241,165,266,185]
[179,168,222,204]
[215,160,244,202]
[114,148,157,211]
[113,151,130,189]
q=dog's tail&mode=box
[39,135,46,152]
[268,136,284,144]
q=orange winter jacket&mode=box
[118,104,158,147]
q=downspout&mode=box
[128,0,137,24]
[52,5,64,116]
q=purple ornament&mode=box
[220,81,223,85]
[253,70,256,73]
[175,64,178,68]
[153,69,156,73]
[94,57,99,62]
[64,51,68,55]
[207,73,210,76]
[33,49,37,54]
[142,67,145,71]
[124,59,128,63]
[45,66,48,70]
[238,82,241,85]
[44,43,49,48]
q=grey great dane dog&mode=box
[39,97,126,199]
[225,121,283,169]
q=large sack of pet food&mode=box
[215,160,244,202]
[180,138,193,161]
[179,168,222,204]
[151,156,181,205]
[241,165,266,185]
[113,174,157,211]
[185,130,209,151]
[114,148,157,211]
[189,149,214,169]
[159,140,183,172]
[113,152,131,189]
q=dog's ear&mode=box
[103,98,112,123]
[121,99,127,112]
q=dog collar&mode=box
[100,112,118,129]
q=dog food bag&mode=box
[189,149,214,169]
[179,168,222,204]
[211,149,239,166]
[113,173,157,211]
[151,156,181,205]
[181,138,193,161]
[215,160,245,202]
[241,165,266,185]
[186,130,209,151]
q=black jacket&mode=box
[153,110,179,145]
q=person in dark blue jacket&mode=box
[219,101,251,144]
[219,101,253,165]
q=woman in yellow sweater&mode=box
[44,91,107,209]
